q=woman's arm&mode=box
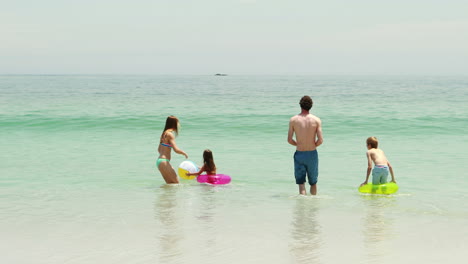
[168,133,188,159]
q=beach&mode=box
[1,75,467,263]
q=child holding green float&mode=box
[360,137,396,187]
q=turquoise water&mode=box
[1,75,467,263]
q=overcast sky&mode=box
[1,0,467,75]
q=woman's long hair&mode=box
[160,116,179,141]
[203,149,216,174]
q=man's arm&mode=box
[287,119,297,146]
[315,118,323,147]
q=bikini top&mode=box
[160,142,173,148]
[160,131,174,148]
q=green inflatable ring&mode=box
[358,182,399,194]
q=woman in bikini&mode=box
[157,116,188,184]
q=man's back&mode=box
[289,113,322,151]
[288,95,323,195]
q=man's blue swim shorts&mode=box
[294,150,319,185]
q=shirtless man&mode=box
[288,96,323,195]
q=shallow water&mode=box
[1,75,467,263]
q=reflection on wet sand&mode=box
[196,185,217,245]
[154,185,184,264]
[290,198,322,264]
[361,195,397,262]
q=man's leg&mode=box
[310,184,317,195]
[299,184,307,195]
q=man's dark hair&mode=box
[299,96,313,110]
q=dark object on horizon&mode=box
[215,73,228,76]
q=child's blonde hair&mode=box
[366,137,379,148]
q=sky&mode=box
[1,0,467,75]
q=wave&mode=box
[0,114,159,131]
[2,113,466,136]
[325,116,468,135]
[0,113,291,133]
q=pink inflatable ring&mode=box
[197,174,231,185]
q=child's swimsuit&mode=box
[372,165,389,184]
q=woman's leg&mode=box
[158,161,179,184]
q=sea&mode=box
[1,75,467,264]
